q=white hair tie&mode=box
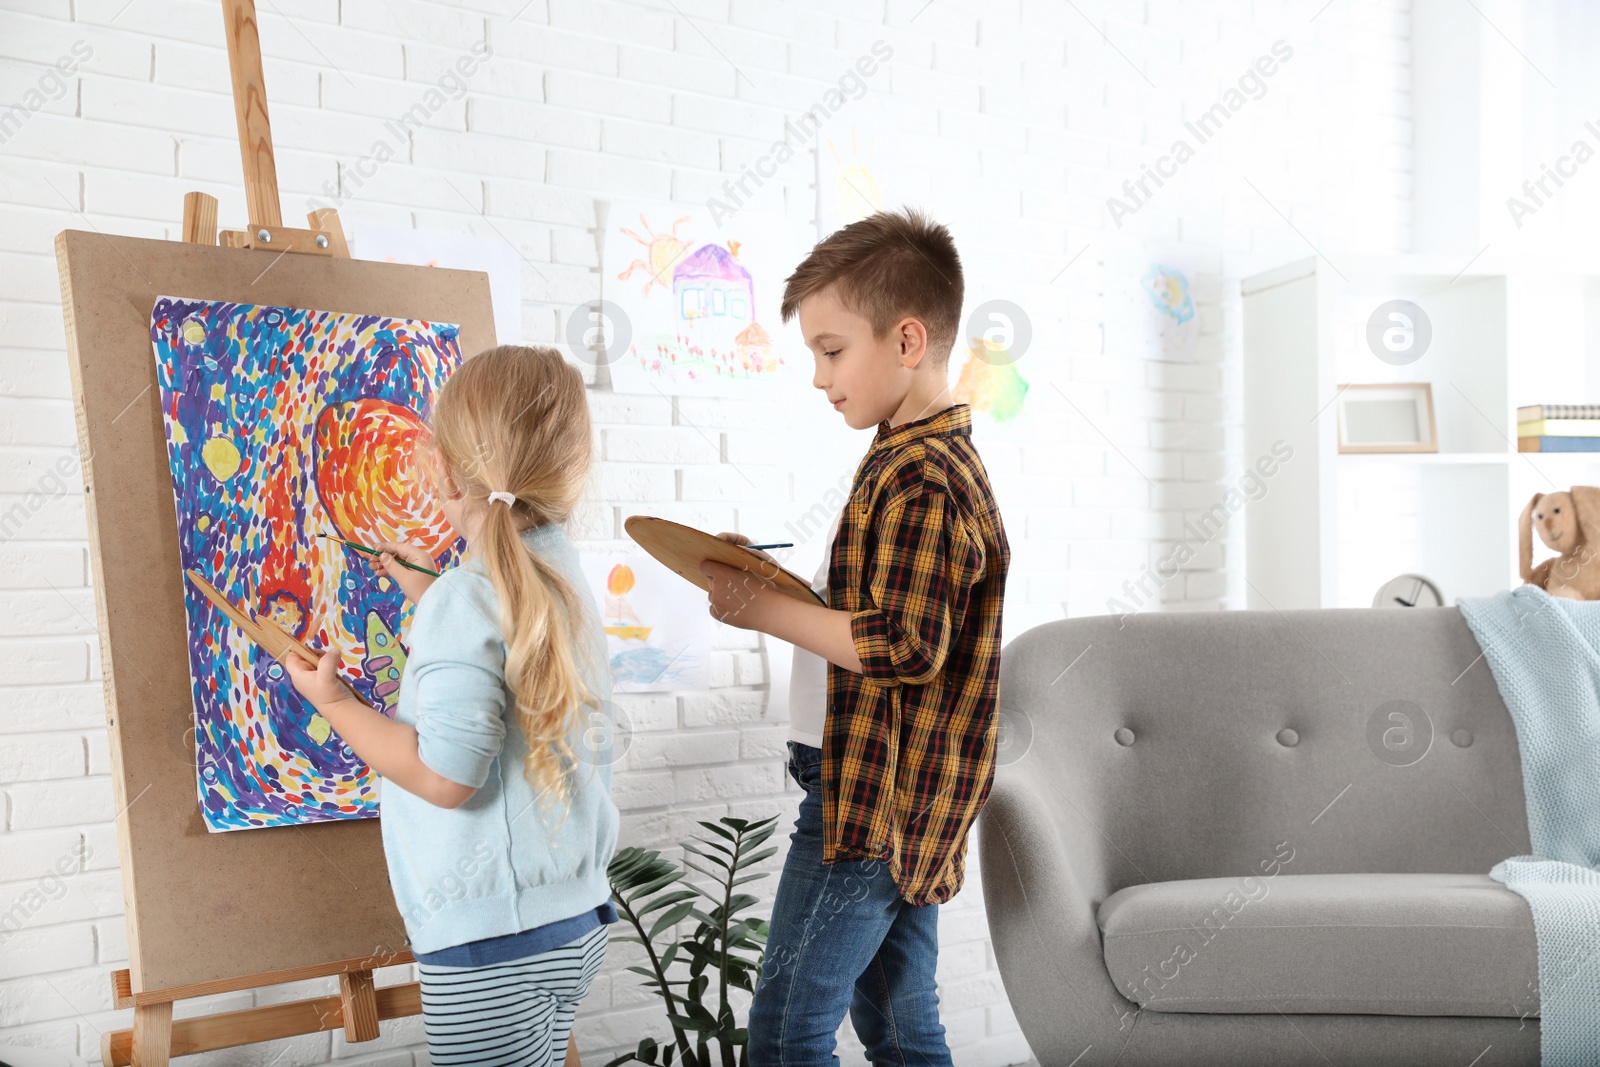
[487,491,516,508]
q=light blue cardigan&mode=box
[380,522,620,955]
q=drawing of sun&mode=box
[827,130,882,224]
[617,213,693,296]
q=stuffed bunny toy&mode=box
[1519,487,1600,600]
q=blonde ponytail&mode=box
[428,345,598,809]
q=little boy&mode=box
[702,208,1009,1065]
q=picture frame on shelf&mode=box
[1336,382,1439,454]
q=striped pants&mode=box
[417,923,607,1066]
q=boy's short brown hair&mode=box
[780,208,965,361]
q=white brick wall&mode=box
[0,0,1411,1063]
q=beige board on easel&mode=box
[56,226,496,985]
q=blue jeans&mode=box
[747,742,952,1067]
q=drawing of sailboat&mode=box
[604,564,652,641]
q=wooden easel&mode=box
[95,2,582,1064]
[100,2,411,1062]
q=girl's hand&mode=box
[283,642,352,709]
[366,540,439,603]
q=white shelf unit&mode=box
[1242,255,1600,610]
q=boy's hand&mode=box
[714,531,777,566]
[282,642,354,710]
[700,559,779,630]
[366,540,438,603]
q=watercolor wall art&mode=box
[150,297,467,832]
[602,199,807,397]
[1105,255,1202,364]
[816,110,906,238]
[953,336,1030,423]
[578,550,710,693]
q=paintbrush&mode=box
[319,533,442,576]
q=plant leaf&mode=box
[632,869,685,900]
[680,858,726,882]
[682,842,733,867]
[697,820,736,841]
[736,846,777,867]
[648,900,696,939]
[675,870,726,895]
[680,941,716,965]
[689,833,734,856]
[607,847,644,876]
[637,888,698,916]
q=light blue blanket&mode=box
[1458,585,1600,1066]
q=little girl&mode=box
[285,345,620,1066]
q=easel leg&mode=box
[131,1001,173,1067]
[339,968,381,1041]
[566,1037,582,1066]
[181,191,217,245]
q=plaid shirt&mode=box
[822,403,1009,905]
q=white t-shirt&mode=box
[787,514,840,749]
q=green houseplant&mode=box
[605,814,780,1067]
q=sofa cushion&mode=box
[1097,872,1537,1017]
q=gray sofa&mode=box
[979,607,1542,1066]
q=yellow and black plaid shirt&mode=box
[822,403,1009,905]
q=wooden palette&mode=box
[184,569,364,703]
[623,516,826,607]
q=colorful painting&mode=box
[150,297,467,832]
[816,109,904,238]
[578,551,710,693]
[820,122,884,234]
[953,338,1030,423]
[603,200,804,397]
[1105,257,1201,363]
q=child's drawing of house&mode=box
[735,321,774,373]
[673,243,755,353]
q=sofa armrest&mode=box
[979,768,1144,1064]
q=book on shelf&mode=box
[1518,436,1600,452]
[1518,403,1600,421]
[1517,418,1600,437]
